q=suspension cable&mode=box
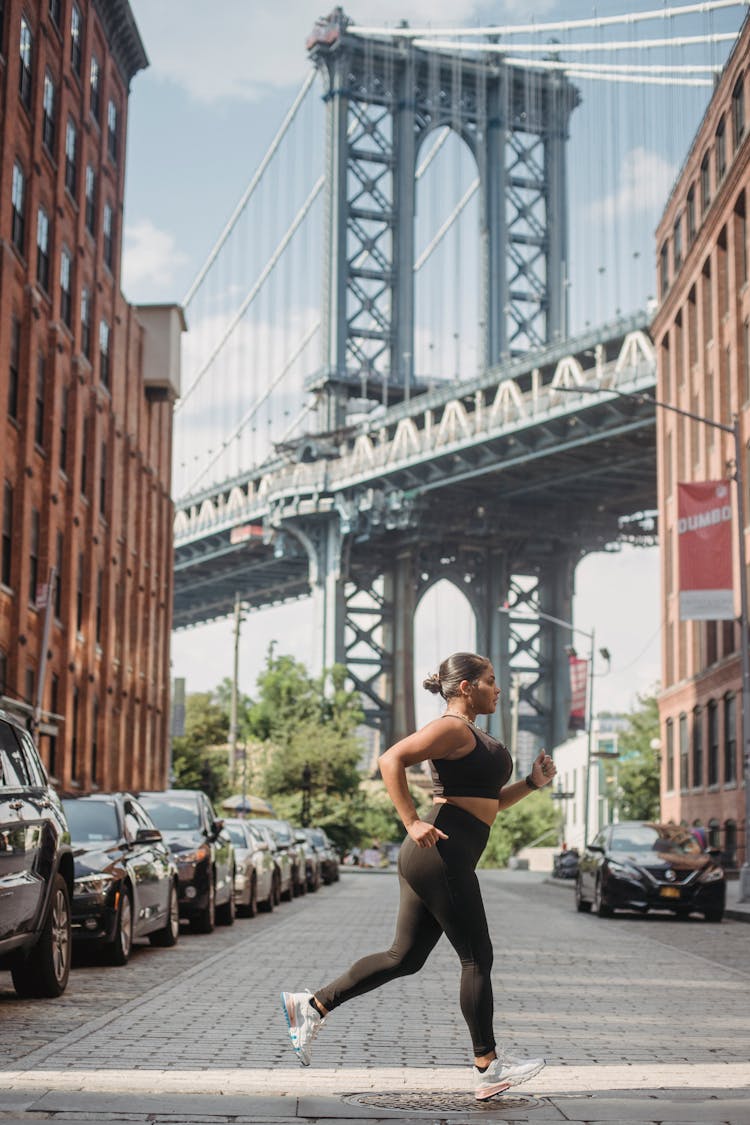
[176,176,325,413]
[416,128,450,179]
[411,32,739,54]
[181,70,316,309]
[414,179,479,271]
[185,322,320,493]
[349,1,748,40]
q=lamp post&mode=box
[498,605,609,846]
[561,384,750,899]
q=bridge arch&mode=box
[414,578,477,726]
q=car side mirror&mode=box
[587,844,604,853]
[211,819,224,838]
[135,827,163,844]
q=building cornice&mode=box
[93,0,149,89]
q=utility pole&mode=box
[229,592,242,782]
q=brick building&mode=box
[652,18,750,867]
[0,0,182,792]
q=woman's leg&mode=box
[315,868,442,1012]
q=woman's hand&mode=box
[407,819,449,848]
[530,749,556,788]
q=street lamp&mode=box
[498,605,609,846]
[561,384,750,900]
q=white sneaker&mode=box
[473,1051,545,1101]
[280,989,325,1066]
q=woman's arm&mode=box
[497,749,556,812]
[379,719,472,848]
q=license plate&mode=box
[660,886,681,899]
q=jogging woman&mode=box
[281,651,557,1102]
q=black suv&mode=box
[0,710,74,997]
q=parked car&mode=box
[0,710,74,998]
[300,827,340,885]
[245,818,292,904]
[224,817,276,916]
[62,794,179,964]
[294,828,321,893]
[261,818,307,897]
[575,821,726,922]
[138,790,235,933]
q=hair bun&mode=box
[422,672,443,695]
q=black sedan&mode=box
[575,821,726,922]
[62,794,180,965]
[138,789,235,933]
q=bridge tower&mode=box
[289,10,582,755]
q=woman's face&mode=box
[469,664,500,715]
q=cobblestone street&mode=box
[1,870,749,1123]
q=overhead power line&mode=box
[350,1,748,40]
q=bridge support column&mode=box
[284,517,346,677]
[381,549,416,747]
[538,552,578,751]
[474,548,511,745]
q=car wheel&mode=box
[191,878,215,934]
[703,907,724,922]
[11,874,72,998]
[575,876,592,913]
[106,887,133,966]
[216,876,236,926]
[593,877,614,918]
[150,881,180,947]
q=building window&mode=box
[716,116,727,183]
[700,151,711,216]
[60,385,68,471]
[29,509,39,604]
[89,55,100,122]
[103,202,113,269]
[60,248,72,328]
[724,820,738,867]
[679,712,688,790]
[673,214,682,271]
[708,817,721,848]
[76,553,84,631]
[54,530,63,617]
[702,256,713,343]
[19,16,32,110]
[65,118,77,195]
[81,287,91,358]
[724,693,736,783]
[1,482,12,588]
[737,191,748,286]
[49,0,61,27]
[733,75,745,152]
[48,672,59,778]
[25,666,35,707]
[71,3,82,74]
[99,441,107,516]
[42,72,56,152]
[8,316,20,421]
[36,208,50,291]
[99,320,110,388]
[660,242,669,297]
[687,184,696,244]
[95,570,103,643]
[91,698,98,783]
[71,686,79,779]
[85,165,96,234]
[34,352,45,447]
[692,706,703,788]
[107,100,118,163]
[707,699,719,785]
[665,718,674,791]
[12,163,26,253]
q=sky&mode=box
[120,1,747,726]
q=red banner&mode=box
[677,480,734,620]
[568,655,588,732]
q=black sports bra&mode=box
[429,721,514,799]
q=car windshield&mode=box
[139,797,200,831]
[610,825,703,856]
[63,799,119,843]
[226,826,247,848]
[266,820,292,844]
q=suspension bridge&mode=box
[171,2,749,754]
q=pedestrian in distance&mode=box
[281,651,557,1102]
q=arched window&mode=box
[665,718,675,791]
[723,692,737,784]
[692,705,703,788]
[707,699,719,785]
[733,75,745,152]
[708,817,721,848]
[679,712,689,790]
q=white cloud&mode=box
[588,147,678,224]
[122,219,190,301]
[129,0,556,105]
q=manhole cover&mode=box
[344,1091,539,1114]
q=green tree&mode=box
[617,693,661,820]
[478,789,559,868]
[170,691,230,806]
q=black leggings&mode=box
[315,803,495,1056]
